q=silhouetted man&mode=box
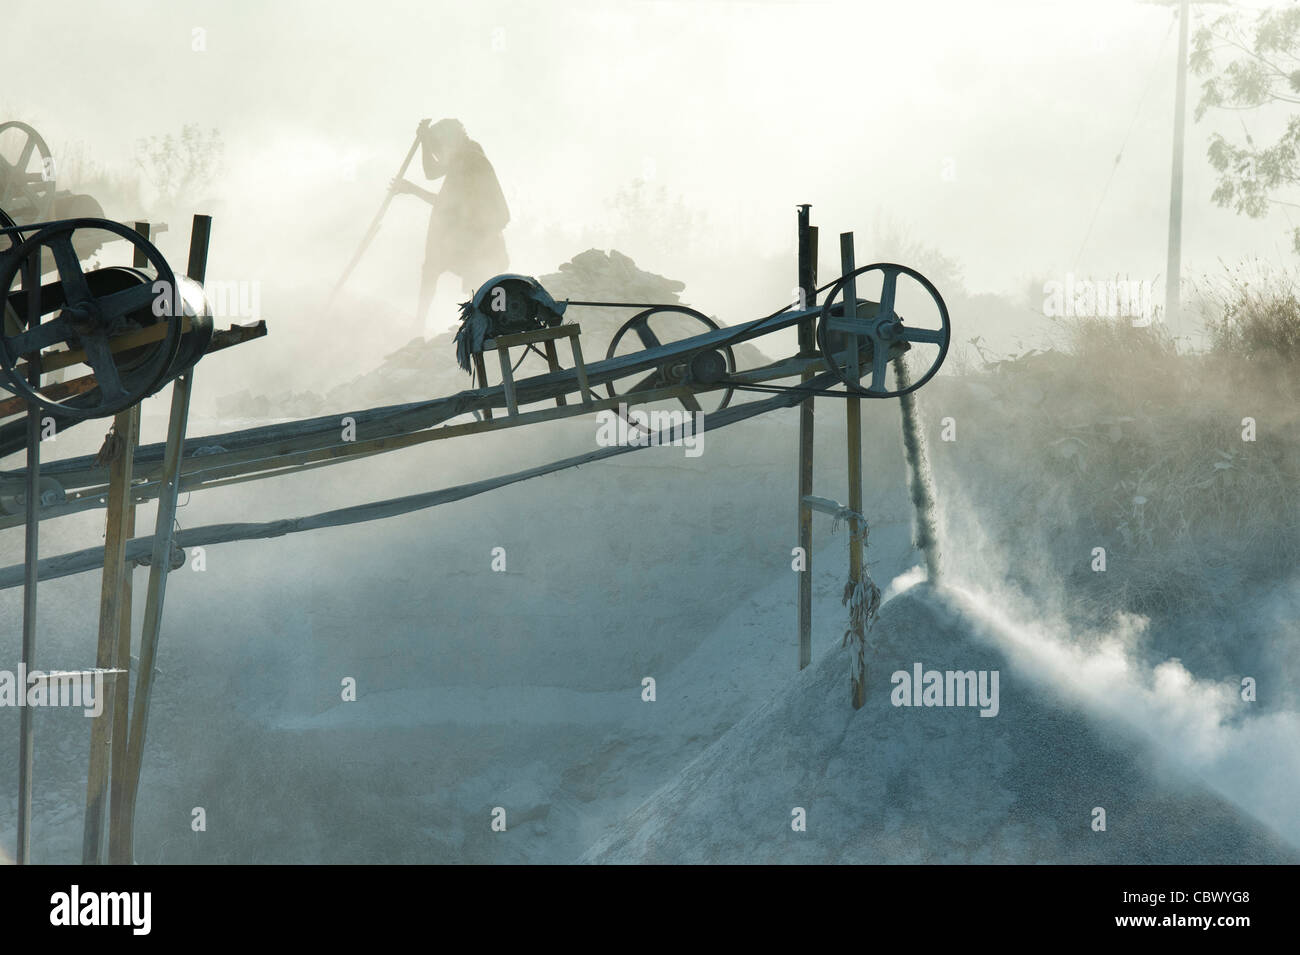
[391,118,509,324]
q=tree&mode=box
[1191,5,1300,251]
[135,124,223,210]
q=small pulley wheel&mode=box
[816,263,950,397]
[605,305,736,416]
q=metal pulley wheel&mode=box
[0,218,185,419]
[0,121,55,221]
[816,263,950,397]
[604,305,736,416]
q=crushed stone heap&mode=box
[583,585,1300,864]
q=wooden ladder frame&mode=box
[479,323,593,419]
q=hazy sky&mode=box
[6,0,1294,315]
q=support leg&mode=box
[472,353,493,421]
[16,395,40,864]
[116,215,208,862]
[82,404,140,863]
[796,205,817,670]
[497,345,519,416]
[543,339,567,408]
[840,232,867,709]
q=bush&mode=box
[930,292,1299,623]
[1201,260,1300,365]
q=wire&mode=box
[1073,15,1178,269]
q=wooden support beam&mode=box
[472,353,493,420]
[569,336,593,406]
[14,316,194,378]
[107,432,140,865]
[0,372,842,591]
[164,384,696,490]
[542,339,566,408]
[116,214,209,863]
[29,308,816,493]
[496,345,519,416]
[82,403,139,863]
[840,232,866,710]
[796,204,817,671]
[0,321,266,419]
[481,322,582,350]
[16,370,40,864]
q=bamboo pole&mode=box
[840,233,867,710]
[81,403,140,863]
[0,373,841,591]
[796,204,817,670]
[16,376,40,863]
[116,214,208,862]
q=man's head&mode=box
[428,118,468,156]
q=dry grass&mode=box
[933,280,1299,621]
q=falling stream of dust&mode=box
[892,355,942,582]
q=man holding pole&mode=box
[391,118,510,324]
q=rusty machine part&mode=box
[455,273,568,373]
[816,263,950,398]
[604,305,736,416]
[0,121,55,221]
[0,121,109,264]
[0,217,199,419]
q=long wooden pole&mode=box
[81,404,139,863]
[796,205,817,670]
[1,373,842,591]
[16,252,42,864]
[840,233,866,710]
[117,215,208,862]
[106,419,139,865]
[330,123,427,302]
[84,222,150,864]
[16,376,40,863]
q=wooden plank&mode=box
[82,403,139,863]
[15,316,194,378]
[0,375,98,417]
[32,307,815,488]
[170,385,695,488]
[0,350,857,531]
[0,352,843,530]
[0,321,266,419]
[0,372,841,590]
[542,339,566,408]
[569,336,593,406]
[482,323,581,350]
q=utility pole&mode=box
[1165,0,1191,329]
